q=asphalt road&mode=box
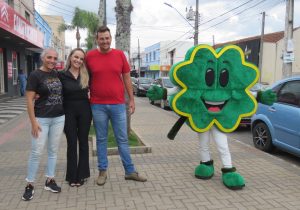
[138,96,300,167]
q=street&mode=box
[137,96,300,168]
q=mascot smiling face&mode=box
[169,45,259,133]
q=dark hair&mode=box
[96,26,111,38]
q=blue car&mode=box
[251,76,300,157]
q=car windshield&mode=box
[163,78,174,88]
[139,78,152,84]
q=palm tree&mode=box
[115,0,133,134]
[115,0,133,53]
[59,7,99,49]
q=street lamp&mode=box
[164,1,199,45]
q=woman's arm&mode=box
[26,91,41,138]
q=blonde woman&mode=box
[59,48,92,187]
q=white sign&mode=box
[283,52,294,63]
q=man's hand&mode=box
[257,89,277,106]
[146,86,167,101]
[129,99,135,115]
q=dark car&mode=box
[149,77,175,109]
[132,77,153,96]
[251,76,300,157]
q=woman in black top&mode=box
[59,48,92,187]
[22,48,65,201]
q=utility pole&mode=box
[282,0,294,78]
[138,38,141,78]
[258,11,265,82]
[194,0,199,46]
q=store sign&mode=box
[7,62,12,78]
[0,1,43,48]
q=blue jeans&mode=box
[26,115,65,182]
[91,104,135,175]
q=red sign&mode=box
[0,1,44,48]
[55,61,65,70]
[7,62,12,78]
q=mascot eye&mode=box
[205,68,214,87]
[219,68,229,87]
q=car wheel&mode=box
[252,122,273,152]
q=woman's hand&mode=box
[31,120,42,138]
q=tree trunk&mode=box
[115,0,133,135]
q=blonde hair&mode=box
[65,48,89,88]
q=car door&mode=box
[269,80,300,149]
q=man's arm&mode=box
[123,72,135,114]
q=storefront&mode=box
[0,1,43,98]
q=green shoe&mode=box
[194,160,214,179]
[222,167,245,190]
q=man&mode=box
[18,69,27,96]
[85,26,147,185]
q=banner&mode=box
[0,1,43,48]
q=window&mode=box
[12,51,18,85]
[277,81,300,107]
[25,11,30,22]
[153,51,156,61]
[6,0,14,7]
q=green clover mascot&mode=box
[147,44,276,190]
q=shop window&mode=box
[25,11,30,22]
[12,51,18,85]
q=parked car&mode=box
[149,77,175,109]
[132,77,153,96]
[239,82,269,127]
[251,76,300,157]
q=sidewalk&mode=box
[1,97,300,210]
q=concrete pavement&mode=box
[1,97,300,210]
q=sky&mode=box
[35,0,300,53]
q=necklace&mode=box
[69,69,79,79]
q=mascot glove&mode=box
[146,86,167,101]
[257,89,277,106]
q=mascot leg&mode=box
[195,131,214,179]
[212,126,245,190]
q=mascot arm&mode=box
[147,86,180,101]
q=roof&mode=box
[213,27,300,49]
[213,31,284,49]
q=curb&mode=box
[89,134,152,156]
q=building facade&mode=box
[41,15,65,69]
[142,41,193,79]
[214,28,300,85]
[0,0,43,98]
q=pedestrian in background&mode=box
[18,69,27,96]
[59,48,92,187]
[22,48,65,201]
[85,26,147,186]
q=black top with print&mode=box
[26,69,64,118]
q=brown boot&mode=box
[97,170,107,186]
[125,172,147,182]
